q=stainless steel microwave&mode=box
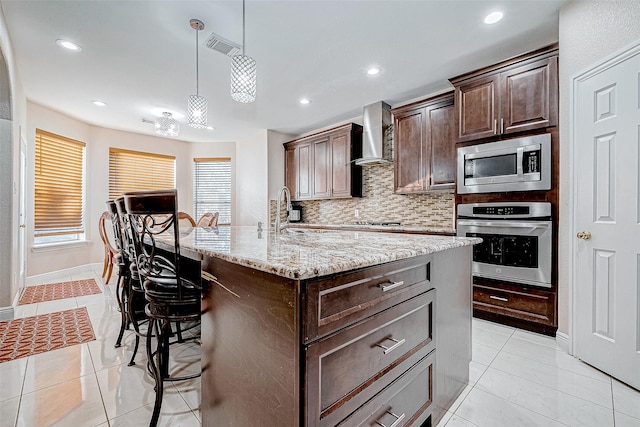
[457,134,551,194]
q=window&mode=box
[108,148,176,200]
[193,158,231,225]
[34,129,86,244]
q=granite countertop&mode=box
[289,223,456,235]
[179,226,480,280]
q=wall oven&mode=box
[457,202,552,288]
[457,133,551,194]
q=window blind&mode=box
[193,158,231,225]
[109,148,176,200]
[34,129,86,237]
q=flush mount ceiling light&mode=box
[367,67,381,75]
[56,39,82,52]
[484,11,504,24]
[230,0,257,103]
[188,19,208,128]
[91,100,107,107]
[155,112,180,137]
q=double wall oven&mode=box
[457,202,552,288]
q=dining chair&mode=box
[98,211,119,284]
[196,211,219,228]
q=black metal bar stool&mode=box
[123,189,201,427]
[105,201,130,348]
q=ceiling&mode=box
[1,0,566,143]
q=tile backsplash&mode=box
[270,164,455,228]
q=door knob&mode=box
[576,231,591,240]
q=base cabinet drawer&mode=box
[306,290,435,426]
[473,282,555,326]
[340,350,435,427]
[305,255,432,343]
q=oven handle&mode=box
[457,219,551,230]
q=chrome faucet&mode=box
[275,186,293,233]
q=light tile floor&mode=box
[1,267,639,427]
[0,267,200,427]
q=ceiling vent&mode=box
[204,32,241,57]
[141,118,155,125]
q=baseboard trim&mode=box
[556,331,570,353]
[26,263,102,286]
[0,305,14,321]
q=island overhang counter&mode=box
[180,226,481,427]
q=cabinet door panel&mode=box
[331,132,351,197]
[284,147,298,201]
[502,57,558,134]
[428,103,456,190]
[297,142,313,200]
[312,137,331,198]
[394,109,425,193]
[455,75,499,142]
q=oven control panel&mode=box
[458,202,551,220]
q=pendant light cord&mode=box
[195,26,199,96]
[242,0,246,55]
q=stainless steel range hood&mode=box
[355,101,393,165]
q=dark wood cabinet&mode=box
[392,93,455,193]
[450,44,558,143]
[201,249,473,427]
[284,123,362,201]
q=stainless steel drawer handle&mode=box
[376,337,406,355]
[490,295,508,302]
[379,281,405,292]
[375,410,406,427]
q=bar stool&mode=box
[105,201,129,348]
[98,211,119,284]
[115,197,149,366]
[124,189,201,427]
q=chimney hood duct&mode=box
[355,101,393,165]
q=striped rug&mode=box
[18,279,102,305]
[0,307,96,363]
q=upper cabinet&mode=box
[392,93,456,193]
[284,123,363,201]
[450,44,558,143]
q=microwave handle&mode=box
[517,147,524,179]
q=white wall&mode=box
[0,1,27,309]
[558,0,640,334]
[236,130,269,226]
[26,102,193,276]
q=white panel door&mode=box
[18,137,26,297]
[575,46,640,390]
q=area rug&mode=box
[18,278,102,305]
[0,307,96,363]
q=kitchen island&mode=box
[179,226,480,427]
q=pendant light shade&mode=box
[188,19,208,128]
[155,112,180,137]
[231,0,256,103]
[231,54,256,103]
[188,94,208,128]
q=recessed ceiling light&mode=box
[207,126,215,130]
[56,39,82,52]
[92,100,107,107]
[299,98,311,105]
[484,11,504,24]
[367,67,381,75]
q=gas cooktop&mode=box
[348,221,402,226]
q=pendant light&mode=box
[188,19,208,128]
[230,0,256,103]
[155,112,180,137]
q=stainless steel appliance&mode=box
[457,133,551,194]
[457,202,552,288]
